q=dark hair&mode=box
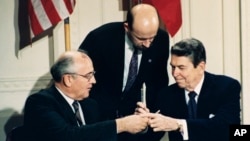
[171,38,206,67]
[50,55,75,82]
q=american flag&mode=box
[28,0,76,38]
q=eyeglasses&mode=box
[66,71,96,81]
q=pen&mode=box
[155,110,160,114]
[141,83,146,105]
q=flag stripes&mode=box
[28,0,75,38]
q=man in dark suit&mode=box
[79,4,169,141]
[23,51,149,141]
[78,3,169,125]
[137,38,241,141]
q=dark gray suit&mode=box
[156,72,241,141]
[23,85,117,141]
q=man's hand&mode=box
[147,113,179,132]
[116,114,149,134]
[134,102,150,115]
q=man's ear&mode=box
[63,74,73,87]
[198,61,206,72]
[124,22,129,32]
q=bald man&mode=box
[23,51,149,141]
[79,4,169,141]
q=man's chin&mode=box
[177,83,185,88]
[135,45,148,51]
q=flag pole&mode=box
[64,17,71,51]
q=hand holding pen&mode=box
[135,102,160,114]
[135,102,161,133]
[135,102,149,115]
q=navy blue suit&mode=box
[23,85,117,141]
[156,72,241,141]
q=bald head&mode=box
[125,4,160,48]
[61,50,91,67]
[126,4,159,32]
[50,50,92,82]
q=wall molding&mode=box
[0,76,52,92]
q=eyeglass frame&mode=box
[65,71,96,81]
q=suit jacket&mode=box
[156,72,241,141]
[79,22,169,120]
[23,85,117,141]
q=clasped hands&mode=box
[134,102,180,132]
[116,102,180,134]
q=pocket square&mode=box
[209,114,215,118]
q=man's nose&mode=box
[90,76,96,84]
[142,39,152,48]
[172,69,180,77]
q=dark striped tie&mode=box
[124,48,138,93]
[72,101,83,126]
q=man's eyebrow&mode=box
[170,64,186,68]
[133,34,156,40]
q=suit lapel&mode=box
[163,86,188,118]
[175,87,189,118]
[50,86,79,126]
[196,72,215,118]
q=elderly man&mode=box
[137,38,241,141]
[23,50,149,141]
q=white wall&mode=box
[0,0,249,141]
[241,0,250,125]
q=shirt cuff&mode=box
[177,119,188,140]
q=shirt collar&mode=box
[185,74,205,96]
[55,86,75,106]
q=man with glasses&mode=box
[79,4,169,141]
[23,50,149,141]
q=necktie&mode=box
[187,91,197,119]
[124,48,138,92]
[72,101,83,126]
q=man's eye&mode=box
[179,67,186,70]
